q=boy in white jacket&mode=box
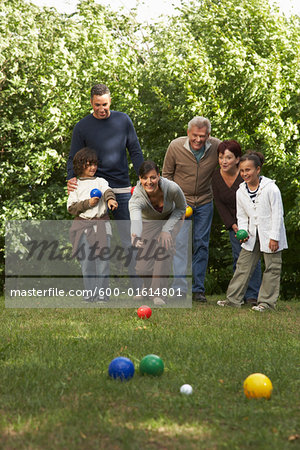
[217,152,288,311]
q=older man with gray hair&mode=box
[163,116,220,302]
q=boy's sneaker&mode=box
[252,304,268,312]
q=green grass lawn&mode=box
[0,296,299,449]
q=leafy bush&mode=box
[1,0,299,297]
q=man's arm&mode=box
[162,144,176,181]
[126,116,144,176]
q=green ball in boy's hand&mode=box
[236,229,248,241]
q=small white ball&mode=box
[180,384,193,395]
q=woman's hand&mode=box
[158,231,173,250]
[269,239,279,252]
[232,223,238,234]
[131,234,143,248]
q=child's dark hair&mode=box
[240,151,265,168]
[139,160,159,177]
[73,147,98,176]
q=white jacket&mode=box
[237,176,288,253]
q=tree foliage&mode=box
[137,0,300,295]
[1,0,299,296]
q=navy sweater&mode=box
[67,111,144,188]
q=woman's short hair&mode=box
[73,147,98,176]
[139,160,159,177]
[217,140,242,158]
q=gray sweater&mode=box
[129,177,186,237]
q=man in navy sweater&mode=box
[67,84,144,290]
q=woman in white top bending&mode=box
[129,160,186,305]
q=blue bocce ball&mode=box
[108,357,135,381]
[90,188,102,198]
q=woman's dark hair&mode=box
[217,140,242,158]
[240,151,265,168]
[139,160,160,177]
[73,147,98,176]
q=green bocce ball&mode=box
[236,229,248,241]
[139,354,164,376]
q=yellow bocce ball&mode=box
[185,206,193,218]
[243,373,273,399]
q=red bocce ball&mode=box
[137,305,152,319]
